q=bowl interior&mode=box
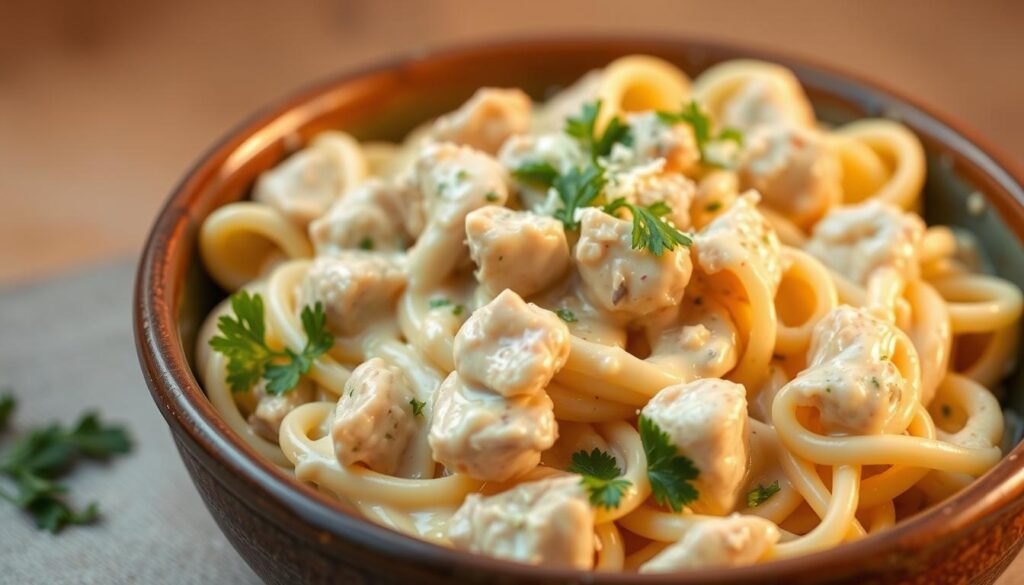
[158,38,1024,581]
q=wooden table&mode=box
[1,1,1022,582]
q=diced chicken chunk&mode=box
[805,199,926,284]
[640,515,780,573]
[787,305,907,435]
[641,378,749,514]
[466,207,570,298]
[719,76,815,133]
[620,111,700,174]
[454,290,570,397]
[300,252,406,336]
[738,125,842,227]
[408,143,510,287]
[575,208,693,318]
[694,191,783,293]
[449,476,595,569]
[331,358,417,474]
[309,178,419,253]
[605,164,696,230]
[248,378,315,442]
[431,88,532,155]
[646,296,739,381]
[254,132,366,227]
[532,70,602,133]
[499,132,585,213]
[691,170,740,229]
[428,373,557,481]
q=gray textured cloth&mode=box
[0,261,258,585]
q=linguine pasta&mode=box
[194,55,1023,573]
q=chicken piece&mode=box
[448,476,595,569]
[738,125,842,228]
[254,132,365,227]
[691,170,740,229]
[309,178,420,253]
[454,289,570,397]
[575,208,693,318]
[645,295,739,381]
[300,252,406,337]
[787,305,907,435]
[532,70,602,133]
[694,191,783,294]
[805,199,926,284]
[465,207,570,298]
[641,378,749,514]
[431,88,532,155]
[499,132,586,213]
[428,373,557,481]
[640,515,780,573]
[604,164,696,231]
[408,143,509,287]
[719,76,815,133]
[621,111,700,174]
[248,378,316,442]
[331,358,417,474]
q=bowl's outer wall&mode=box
[136,38,1024,585]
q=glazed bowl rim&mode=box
[134,35,1024,583]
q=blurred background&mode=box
[1,0,1023,283]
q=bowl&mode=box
[134,37,1024,584]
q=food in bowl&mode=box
[192,54,1023,573]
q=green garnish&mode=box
[555,308,578,323]
[428,298,452,309]
[0,394,14,432]
[452,305,466,316]
[209,291,333,395]
[568,448,632,510]
[357,237,374,250]
[409,398,426,417]
[658,101,743,167]
[552,164,606,231]
[705,201,722,213]
[746,480,781,508]
[639,415,700,512]
[603,198,692,256]
[512,161,559,189]
[565,100,632,160]
[0,395,131,533]
[485,191,501,202]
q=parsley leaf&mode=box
[409,398,426,417]
[565,100,632,160]
[568,448,632,510]
[0,393,14,433]
[746,480,781,508]
[552,164,606,231]
[512,161,559,189]
[209,291,333,395]
[555,308,578,323]
[0,409,131,533]
[658,101,743,168]
[639,415,699,512]
[428,298,452,309]
[603,198,692,256]
[357,237,374,250]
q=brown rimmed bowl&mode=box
[134,37,1024,585]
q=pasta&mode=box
[194,54,1023,573]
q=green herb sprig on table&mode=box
[0,393,132,532]
[209,291,333,395]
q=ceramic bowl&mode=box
[134,37,1024,584]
